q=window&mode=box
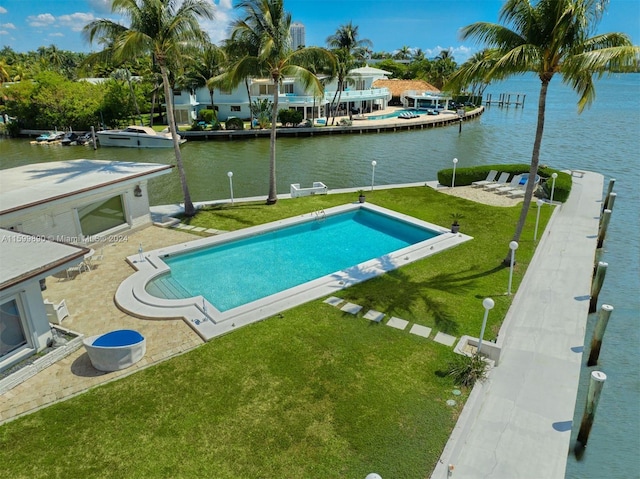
[78,195,126,237]
[231,106,241,112]
[282,84,294,94]
[173,90,182,96]
[259,84,274,95]
[1,299,26,358]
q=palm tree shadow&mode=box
[335,255,507,335]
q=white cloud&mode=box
[49,32,64,38]
[1,22,16,29]
[59,12,96,32]
[27,13,56,28]
[0,30,10,36]
[201,0,235,46]
[87,0,113,14]
[0,7,7,14]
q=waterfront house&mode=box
[0,160,172,242]
[0,230,87,372]
[171,66,395,124]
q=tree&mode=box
[227,0,334,205]
[83,0,214,217]
[326,22,372,124]
[449,0,638,265]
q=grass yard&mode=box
[0,186,552,478]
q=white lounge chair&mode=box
[65,262,89,279]
[484,172,510,190]
[495,175,525,194]
[44,299,70,324]
[472,170,498,187]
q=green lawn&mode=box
[0,187,552,478]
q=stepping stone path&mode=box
[340,302,362,315]
[363,310,385,323]
[409,324,432,339]
[386,316,409,330]
[322,296,458,348]
[433,332,457,347]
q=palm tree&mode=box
[227,0,335,205]
[449,0,638,264]
[394,45,412,60]
[83,0,214,217]
[326,22,372,124]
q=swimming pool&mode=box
[366,109,420,120]
[147,208,439,311]
[116,203,472,340]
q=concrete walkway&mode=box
[431,171,604,479]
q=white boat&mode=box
[96,126,186,148]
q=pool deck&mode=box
[0,173,606,479]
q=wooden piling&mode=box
[589,262,608,313]
[90,126,97,150]
[601,178,615,213]
[597,209,612,249]
[587,304,614,366]
[575,371,607,457]
[603,191,617,214]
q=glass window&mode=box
[230,106,241,112]
[1,299,27,358]
[78,195,126,237]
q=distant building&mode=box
[290,22,305,49]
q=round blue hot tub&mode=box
[92,329,144,347]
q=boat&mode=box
[34,131,57,143]
[96,126,186,148]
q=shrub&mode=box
[437,164,571,203]
[225,117,244,130]
[277,109,303,126]
[198,109,216,124]
[447,354,488,388]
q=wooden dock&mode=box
[485,92,526,107]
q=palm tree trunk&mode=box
[503,78,550,265]
[328,85,340,125]
[267,80,279,204]
[160,64,195,217]
[245,79,254,129]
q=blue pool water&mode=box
[147,209,439,311]
[366,109,420,120]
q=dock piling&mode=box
[587,304,614,366]
[574,371,607,458]
[597,209,612,249]
[589,262,608,313]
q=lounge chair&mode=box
[64,262,90,279]
[44,299,70,324]
[484,172,510,190]
[472,170,498,188]
[495,174,525,194]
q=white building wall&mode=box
[0,182,153,244]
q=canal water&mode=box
[1,73,638,477]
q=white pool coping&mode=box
[115,203,472,341]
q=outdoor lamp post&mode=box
[227,171,234,205]
[534,198,545,242]
[477,297,495,356]
[550,172,558,205]
[371,160,377,191]
[507,240,519,295]
[451,157,458,188]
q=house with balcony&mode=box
[172,66,394,124]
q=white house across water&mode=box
[171,66,396,124]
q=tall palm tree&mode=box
[83,0,214,217]
[326,22,371,124]
[449,0,638,264]
[227,0,334,205]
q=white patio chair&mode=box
[472,170,498,187]
[495,175,525,194]
[484,172,511,190]
[44,299,70,324]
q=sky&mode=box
[0,0,638,64]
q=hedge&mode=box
[437,164,571,203]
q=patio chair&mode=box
[64,262,89,279]
[44,299,70,324]
[495,175,525,194]
[472,170,498,188]
[483,172,511,190]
